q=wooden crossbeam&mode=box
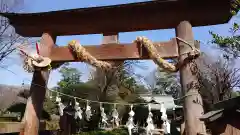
[49,38,178,62]
[0,0,232,37]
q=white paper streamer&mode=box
[58,102,65,116]
[74,99,82,120]
[111,104,120,127]
[99,103,108,128]
[56,96,65,116]
[56,96,61,103]
[126,105,135,135]
[160,103,167,121]
[163,120,171,134]
[85,101,92,121]
[160,103,170,134]
[146,104,154,135]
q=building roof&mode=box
[200,96,240,122]
[140,94,182,110]
[213,96,240,110]
[0,0,236,37]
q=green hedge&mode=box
[76,128,128,135]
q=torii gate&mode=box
[0,0,236,135]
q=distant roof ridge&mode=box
[140,93,173,97]
[0,83,30,88]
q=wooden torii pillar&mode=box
[20,33,57,135]
[176,21,206,135]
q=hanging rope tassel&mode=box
[17,42,52,73]
[68,40,112,70]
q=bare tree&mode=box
[0,0,26,64]
[92,60,145,101]
[195,54,240,111]
[144,67,181,98]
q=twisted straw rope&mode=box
[134,36,200,72]
[68,37,200,73]
[23,57,35,73]
[22,56,63,73]
[134,36,178,72]
[22,54,52,73]
[21,40,112,73]
[22,37,199,73]
[68,40,112,70]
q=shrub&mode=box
[76,128,128,135]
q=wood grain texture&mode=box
[176,21,206,135]
[0,121,53,134]
[20,33,56,135]
[49,39,178,62]
[0,0,232,37]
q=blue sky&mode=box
[0,0,238,88]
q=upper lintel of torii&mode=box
[0,0,236,37]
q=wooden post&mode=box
[102,33,122,98]
[96,33,120,92]
[102,34,119,44]
[20,33,56,135]
[175,21,206,135]
[180,122,185,135]
[97,33,121,97]
[99,33,122,128]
